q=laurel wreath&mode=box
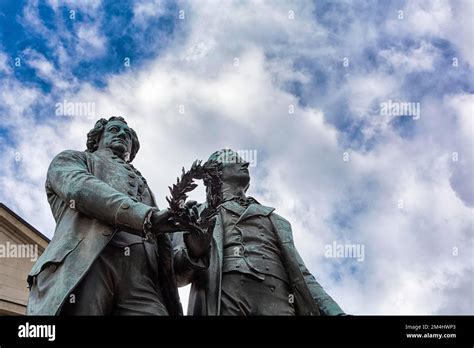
[166,159,222,232]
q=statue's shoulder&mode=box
[270,211,291,225]
[268,210,292,230]
[48,150,89,172]
[248,197,289,225]
[52,149,88,161]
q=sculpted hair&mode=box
[86,116,140,162]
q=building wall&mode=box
[0,204,49,315]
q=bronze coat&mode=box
[174,201,344,315]
[26,148,182,315]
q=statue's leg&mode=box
[112,241,169,315]
[220,273,252,316]
[255,275,295,316]
[60,244,118,315]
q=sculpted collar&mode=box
[220,196,275,221]
[221,193,259,208]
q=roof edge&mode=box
[0,202,50,243]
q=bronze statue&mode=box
[172,149,345,315]
[26,116,182,315]
[26,117,344,316]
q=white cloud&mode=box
[76,23,107,58]
[386,0,474,66]
[379,41,439,73]
[46,0,102,14]
[23,49,72,90]
[445,93,474,207]
[0,52,11,74]
[20,0,107,69]
[133,0,169,26]
[346,72,399,118]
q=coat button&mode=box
[128,181,136,187]
[122,203,130,209]
[128,173,135,179]
[127,190,134,196]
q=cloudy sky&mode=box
[0,0,472,314]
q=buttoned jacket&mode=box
[174,200,344,316]
[26,148,182,315]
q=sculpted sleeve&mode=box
[271,213,345,315]
[46,149,152,233]
[293,246,345,315]
[173,231,209,287]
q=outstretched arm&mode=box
[47,149,153,233]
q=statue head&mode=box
[204,149,250,203]
[86,116,140,162]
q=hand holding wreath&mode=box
[181,200,216,259]
[166,160,222,258]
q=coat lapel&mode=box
[220,200,245,216]
[237,204,275,224]
[220,200,275,224]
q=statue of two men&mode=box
[26,116,345,316]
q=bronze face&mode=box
[97,120,133,160]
